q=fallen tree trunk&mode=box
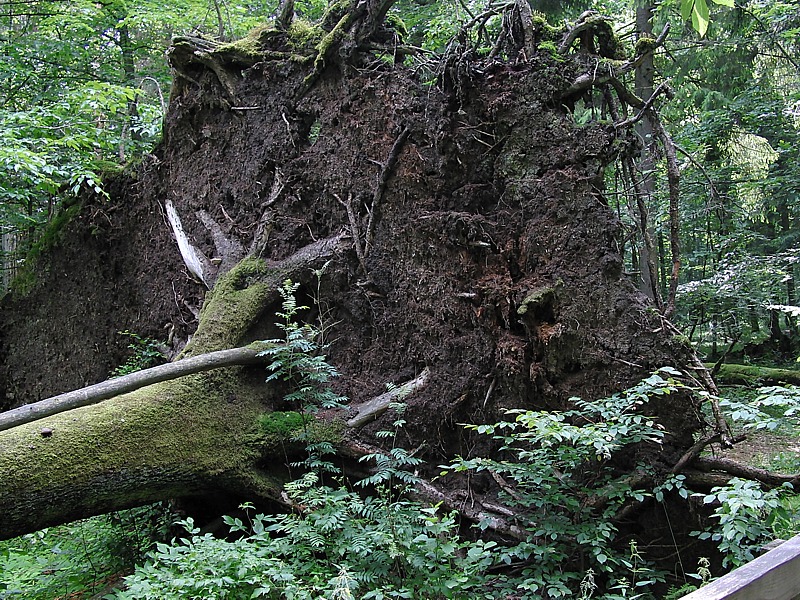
[0,235,346,539]
[707,363,800,386]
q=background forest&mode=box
[1,0,800,598]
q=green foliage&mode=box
[0,0,276,279]
[258,410,306,439]
[0,503,175,600]
[692,478,797,568]
[721,384,800,431]
[114,490,496,600]
[258,280,347,413]
[678,0,735,37]
[111,330,165,377]
[115,412,494,600]
[111,371,793,598]
[443,369,680,597]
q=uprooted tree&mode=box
[0,0,789,575]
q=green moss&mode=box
[8,203,82,297]
[304,417,345,445]
[517,287,555,315]
[216,36,262,59]
[386,14,408,39]
[530,12,561,41]
[184,257,275,354]
[34,203,82,255]
[537,40,564,61]
[635,35,658,56]
[706,363,800,386]
[671,334,692,348]
[288,19,324,50]
[0,371,282,525]
[258,410,305,442]
[8,269,37,297]
[256,410,345,447]
[212,24,274,62]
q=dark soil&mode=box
[0,176,202,407]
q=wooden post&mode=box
[681,534,800,599]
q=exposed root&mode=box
[365,126,411,257]
[334,192,368,273]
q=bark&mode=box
[633,4,661,307]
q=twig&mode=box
[490,469,522,502]
[674,143,720,206]
[613,80,672,128]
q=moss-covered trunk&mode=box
[0,238,347,539]
[0,370,275,539]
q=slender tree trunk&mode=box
[633,3,661,308]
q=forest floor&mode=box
[719,429,800,468]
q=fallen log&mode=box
[707,363,800,387]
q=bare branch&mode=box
[0,346,267,433]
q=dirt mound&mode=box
[0,175,202,409]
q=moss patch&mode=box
[258,410,305,442]
[708,363,800,386]
[517,287,555,315]
[185,257,276,354]
[288,19,324,50]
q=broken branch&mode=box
[0,346,267,433]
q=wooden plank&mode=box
[681,534,800,600]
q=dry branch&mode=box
[346,368,430,428]
[693,457,800,488]
[334,192,368,272]
[0,346,267,433]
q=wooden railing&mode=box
[681,533,800,599]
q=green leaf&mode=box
[711,0,734,5]
[693,0,710,36]
[681,0,693,22]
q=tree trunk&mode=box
[0,243,346,539]
[633,3,661,308]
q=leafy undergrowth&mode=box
[698,384,800,563]
[0,504,175,600]
[717,384,800,469]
